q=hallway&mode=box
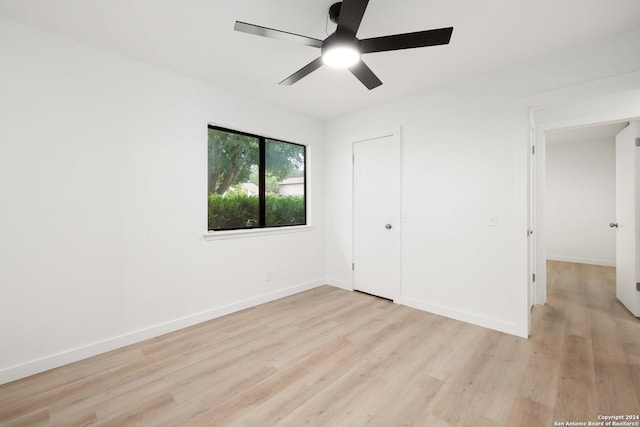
[534,261,640,422]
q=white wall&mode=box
[545,138,616,266]
[325,92,530,337]
[2,16,640,385]
[0,17,325,384]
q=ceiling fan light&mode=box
[322,45,360,68]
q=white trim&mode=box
[546,255,615,267]
[396,296,527,338]
[528,110,537,312]
[325,278,352,291]
[346,127,397,145]
[534,124,548,306]
[0,279,324,385]
[204,225,315,241]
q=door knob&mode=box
[609,222,618,228]
[385,224,392,230]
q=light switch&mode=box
[488,213,497,226]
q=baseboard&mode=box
[0,279,324,385]
[395,296,527,338]
[546,255,615,267]
[325,278,352,291]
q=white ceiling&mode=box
[1,0,640,119]
[546,121,629,144]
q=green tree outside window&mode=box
[207,127,306,231]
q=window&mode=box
[207,125,306,231]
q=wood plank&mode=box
[506,396,554,427]
[0,267,639,427]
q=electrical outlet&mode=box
[266,271,272,282]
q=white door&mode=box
[353,133,400,300]
[615,121,640,317]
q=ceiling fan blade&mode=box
[360,27,453,54]
[349,60,382,90]
[337,0,369,36]
[279,57,324,86]
[234,21,323,48]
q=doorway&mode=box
[352,129,401,300]
[532,105,640,316]
[531,90,640,309]
[544,122,624,268]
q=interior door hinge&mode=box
[532,145,536,155]
[533,273,536,282]
[352,263,354,271]
[352,155,355,163]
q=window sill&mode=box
[204,225,315,241]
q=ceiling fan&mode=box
[234,0,453,90]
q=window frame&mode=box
[207,124,307,232]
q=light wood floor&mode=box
[1,261,639,426]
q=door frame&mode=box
[530,90,640,306]
[528,111,536,314]
[351,127,402,301]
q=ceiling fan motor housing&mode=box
[329,2,342,24]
